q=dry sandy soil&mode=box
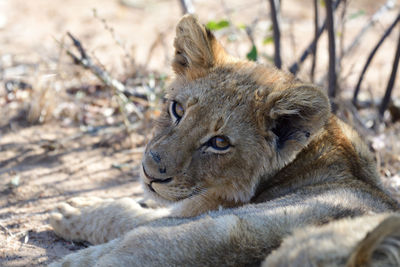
[1,0,400,266]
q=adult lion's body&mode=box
[49,15,399,266]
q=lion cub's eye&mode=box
[208,136,231,151]
[170,101,185,122]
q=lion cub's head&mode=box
[141,15,330,209]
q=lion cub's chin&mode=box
[169,194,240,218]
[141,181,241,218]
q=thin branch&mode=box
[179,0,195,14]
[379,24,400,117]
[316,1,395,87]
[289,0,341,75]
[0,221,14,238]
[338,0,348,72]
[353,12,400,105]
[269,0,281,68]
[92,9,136,70]
[310,0,319,82]
[341,0,395,59]
[62,32,144,122]
[245,18,259,48]
[326,0,337,99]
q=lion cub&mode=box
[49,15,399,266]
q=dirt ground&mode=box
[1,0,400,266]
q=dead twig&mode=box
[61,32,144,125]
[268,0,281,68]
[326,0,337,99]
[245,18,260,61]
[341,0,395,60]
[289,0,341,75]
[337,0,348,74]
[0,221,14,238]
[92,9,136,71]
[379,24,400,118]
[179,0,195,14]
[353,12,400,106]
[310,0,319,82]
[146,31,166,65]
[319,1,395,85]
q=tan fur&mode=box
[49,15,399,266]
[263,213,400,267]
[347,214,400,267]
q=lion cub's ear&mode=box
[259,85,330,162]
[347,215,400,267]
[172,15,228,80]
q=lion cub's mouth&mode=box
[142,165,199,201]
[142,165,173,192]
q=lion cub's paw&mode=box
[49,197,113,242]
[50,202,87,242]
[50,197,156,244]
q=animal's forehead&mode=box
[175,67,260,106]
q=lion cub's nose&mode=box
[150,150,161,164]
[142,164,172,184]
[143,150,171,180]
[149,150,167,174]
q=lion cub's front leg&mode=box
[50,197,170,244]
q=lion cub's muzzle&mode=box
[142,164,173,192]
[142,149,174,190]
